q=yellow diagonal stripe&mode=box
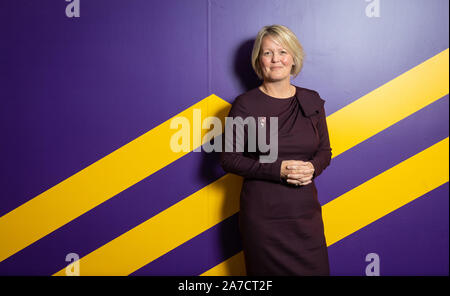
[201,137,449,276]
[327,48,449,157]
[201,249,246,276]
[322,137,449,246]
[0,95,231,263]
[53,174,243,276]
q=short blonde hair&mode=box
[251,24,305,80]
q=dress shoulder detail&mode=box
[295,86,325,117]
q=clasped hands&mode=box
[280,160,314,186]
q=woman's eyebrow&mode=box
[262,47,286,51]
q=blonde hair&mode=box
[251,24,305,80]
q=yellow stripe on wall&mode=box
[201,250,246,276]
[327,48,449,157]
[53,174,243,276]
[201,137,449,275]
[0,95,231,263]
[322,137,449,246]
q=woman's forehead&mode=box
[261,35,286,50]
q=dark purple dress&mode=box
[220,85,332,276]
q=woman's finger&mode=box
[286,179,301,186]
[287,173,310,178]
[286,163,309,170]
[287,169,314,175]
[287,174,303,179]
[287,176,312,184]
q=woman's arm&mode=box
[309,102,332,179]
[220,96,283,182]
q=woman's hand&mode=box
[280,160,315,186]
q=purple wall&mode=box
[0,0,448,275]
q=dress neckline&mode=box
[257,86,297,101]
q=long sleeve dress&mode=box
[220,85,332,276]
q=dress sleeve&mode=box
[220,96,283,182]
[309,99,332,179]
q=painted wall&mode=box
[0,0,448,275]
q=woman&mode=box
[220,25,332,276]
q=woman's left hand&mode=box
[285,161,315,186]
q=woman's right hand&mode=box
[280,160,314,186]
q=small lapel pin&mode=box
[259,117,266,127]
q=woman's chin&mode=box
[265,75,290,82]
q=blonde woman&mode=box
[220,25,332,275]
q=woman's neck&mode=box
[259,80,295,98]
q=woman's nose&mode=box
[271,52,280,62]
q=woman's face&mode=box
[259,36,294,82]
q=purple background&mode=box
[0,0,448,275]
